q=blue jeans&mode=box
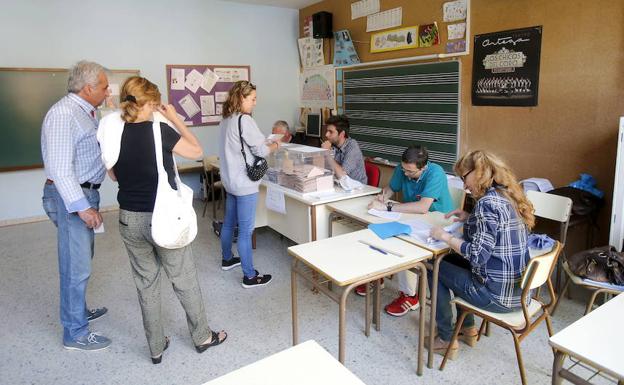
[221,192,257,278]
[42,183,99,342]
[428,254,514,341]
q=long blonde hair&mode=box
[222,80,256,118]
[119,76,161,123]
[455,150,535,229]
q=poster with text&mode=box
[472,26,542,106]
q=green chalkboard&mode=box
[339,61,460,172]
[0,68,139,172]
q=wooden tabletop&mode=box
[203,340,367,385]
[288,229,432,286]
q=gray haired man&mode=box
[271,120,292,143]
[41,60,111,350]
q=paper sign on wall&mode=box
[266,187,286,214]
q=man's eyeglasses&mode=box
[461,169,474,182]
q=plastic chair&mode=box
[526,190,572,300]
[202,155,224,218]
[364,161,380,187]
[439,242,563,385]
[449,186,466,211]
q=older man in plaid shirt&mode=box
[41,61,111,351]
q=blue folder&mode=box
[368,222,411,240]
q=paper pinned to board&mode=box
[351,0,379,19]
[447,22,467,40]
[185,69,204,93]
[443,0,467,22]
[266,186,286,214]
[178,94,200,118]
[201,68,219,93]
[366,7,402,32]
[170,68,185,90]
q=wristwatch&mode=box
[386,201,395,212]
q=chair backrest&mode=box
[527,190,572,223]
[521,241,562,290]
[364,161,381,187]
[449,187,466,211]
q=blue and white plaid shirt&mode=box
[41,93,106,212]
[333,137,367,184]
[460,187,530,308]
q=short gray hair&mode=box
[272,120,291,133]
[67,60,107,93]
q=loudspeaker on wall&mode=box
[312,11,332,39]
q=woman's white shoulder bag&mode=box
[151,115,197,249]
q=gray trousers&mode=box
[119,210,211,356]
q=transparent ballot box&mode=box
[265,145,335,194]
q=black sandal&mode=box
[151,336,170,364]
[195,330,227,353]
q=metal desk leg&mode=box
[291,260,299,346]
[428,254,442,368]
[552,351,565,385]
[211,168,217,219]
[339,285,356,363]
[365,282,371,337]
[374,279,381,331]
[416,263,427,376]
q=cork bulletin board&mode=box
[166,64,250,127]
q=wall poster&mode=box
[472,26,542,107]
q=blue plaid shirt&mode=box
[41,93,105,212]
[460,187,530,308]
[333,137,367,184]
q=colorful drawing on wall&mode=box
[446,40,466,53]
[472,26,542,106]
[443,0,467,22]
[166,64,250,126]
[370,26,418,53]
[419,23,440,47]
[300,65,335,109]
[334,30,360,67]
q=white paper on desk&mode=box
[399,219,444,247]
[447,22,466,40]
[266,186,286,214]
[185,69,204,93]
[170,68,185,90]
[93,222,105,234]
[201,68,219,93]
[366,7,402,32]
[178,94,200,118]
[215,92,228,103]
[368,208,401,220]
[200,95,215,116]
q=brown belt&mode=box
[45,179,101,190]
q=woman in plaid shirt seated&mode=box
[428,150,535,358]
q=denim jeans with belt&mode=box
[428,254,514,342]
[42,183,99,342]
[221,192,257,278]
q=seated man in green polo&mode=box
[365,145,454,316]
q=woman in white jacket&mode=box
[218,81,279,288]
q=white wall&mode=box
[0,0,300,222]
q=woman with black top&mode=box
[100,76,226,364]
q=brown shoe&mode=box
[458,327,478,347]
[424,336,459,360]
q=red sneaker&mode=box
[384,292,419,316]
[355,278,385,296]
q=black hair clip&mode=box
[124,95,137,103]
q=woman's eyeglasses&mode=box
[461,169,474,182]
